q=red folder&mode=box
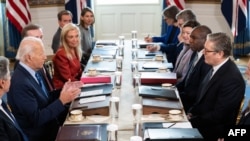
[140,72,177,85]
[81,74,111,84]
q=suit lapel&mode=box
[197,59,231,103]
[17,64,49,100]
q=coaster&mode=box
[68,116,84,122]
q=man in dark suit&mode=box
[0,56,28,141]
[177,25,212,112]
[7,37,81,141]
[187,32,245,140]
[51,10,72,53]
[15,23,71,126]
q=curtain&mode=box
[233,0,250,58]
[221,0,250,58]
[65,0,93,37]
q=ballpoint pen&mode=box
[167,123,176,128]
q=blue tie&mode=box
[35,72,48,98]
[1,102,29,141]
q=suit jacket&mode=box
[159,42,183,71]
[153,25,180,45]
[0,110,25,141]
[188,59,245,140]
[51,27,61,53]
[52,47,82,89]
[174,48,193,83]
[7,63,66,141]
[14,59,62,95]
[177,54,211,112]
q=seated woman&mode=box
[78,7,95,66]
[52,23,83,89]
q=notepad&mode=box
[80,89,104,97]
[79,95,106,104]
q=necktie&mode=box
[35,72,48,98]
[185,53,198,86]
[42,67,54,91]
[197,68,213,102]
[1,102,29,141]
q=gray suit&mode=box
[51,27,61,53]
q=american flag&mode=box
[6,0,31,32]
[167,0,185,10]
[65,0,87,24]
[5,0,31,58]
[221,0,248,36]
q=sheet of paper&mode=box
[162,121,192,128]
[80,89,104,97]
[79,95,106,104]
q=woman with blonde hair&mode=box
[53,23,83,89]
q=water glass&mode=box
[118,45,124,56]
[133,73,141,88]
[131,48,138,60]
[130,136,142,141]
[110,97,120,118]
[131,61,138,74]
[118,35,125,45]
[131,30,137,39]
[116,56,123,70]
[132,38,138,48]
[107,124,118,141]
[114,71,122,89]
[132,104,142,123]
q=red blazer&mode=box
[52,47,82,89]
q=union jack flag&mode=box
[65,0,87,24]
[221,0,248,36]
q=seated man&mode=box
[8,36,81,141]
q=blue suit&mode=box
[152,26,180,67]
[7,63,66,141]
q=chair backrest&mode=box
[44,61,54,79]
[236,96,246,124]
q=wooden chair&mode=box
[236,96,246,124]
[44,60,54,79]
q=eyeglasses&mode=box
[204,48,217,53]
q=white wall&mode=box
[30,6,64,55]
[186,3,233,39]
[27,3,232,56]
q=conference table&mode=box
[62,39,190,141]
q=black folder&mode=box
[145,128,203,141]
[56,124,108,141]
[79,84,113,98]
[138,61,173,72]
[137,50,163,59]
[139,85,178,100]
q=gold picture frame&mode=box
[186,0,220,4]
[28,0,64,7]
